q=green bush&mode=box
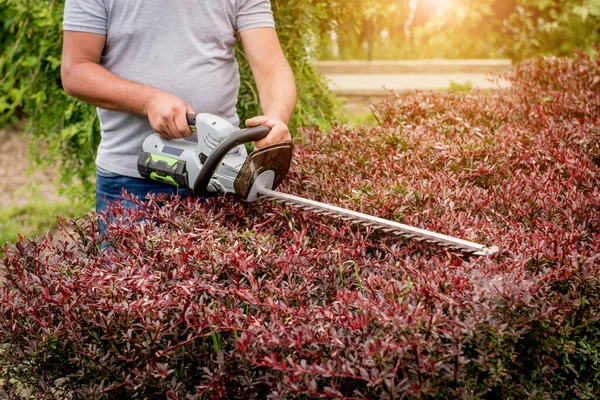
[0,0,340,203]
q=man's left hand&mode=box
[246,115,292,148]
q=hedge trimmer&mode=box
[138,113,498,256]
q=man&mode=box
[61,0,297,213]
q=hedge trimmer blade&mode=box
[258,188,498,257]
[234,143,498,257]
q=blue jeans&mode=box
[96,166,192,213]
[96,166,193,234]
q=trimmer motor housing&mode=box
[137,113,292,200]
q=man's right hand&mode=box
[144,91,195,140]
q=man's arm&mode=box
[61,31,193,139]
[240,27,297,148]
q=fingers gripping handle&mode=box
[193,125,271,196]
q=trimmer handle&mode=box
[193,124,271,196]
[186,114,197,126]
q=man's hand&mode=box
[144,91,195,140]
[246,115,292,148]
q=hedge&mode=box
[1,51,599,399]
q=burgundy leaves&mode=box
[1,51,600,399]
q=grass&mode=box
[0,189,89,247]
[345,110,378,126]
[337,105,379,127]
[448,80,474,93]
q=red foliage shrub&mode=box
[1,52,599,399]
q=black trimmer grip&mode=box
[186,114,196,126]
[193,126,271,196]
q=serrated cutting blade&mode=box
[258,188,498,256]
[235,147,497,256]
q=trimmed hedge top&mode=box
[1,52,600,399]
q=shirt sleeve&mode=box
[63,0,108,35]
[236,0,276,33]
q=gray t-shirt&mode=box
[63,0,275,178]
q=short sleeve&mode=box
[236,0,276,33]
[63,0,108,35]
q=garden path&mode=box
[318,59,512,112]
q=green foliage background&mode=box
[0,0,341,203]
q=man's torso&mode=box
[63,0,274,177]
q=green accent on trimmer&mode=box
[149,172,179,186]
